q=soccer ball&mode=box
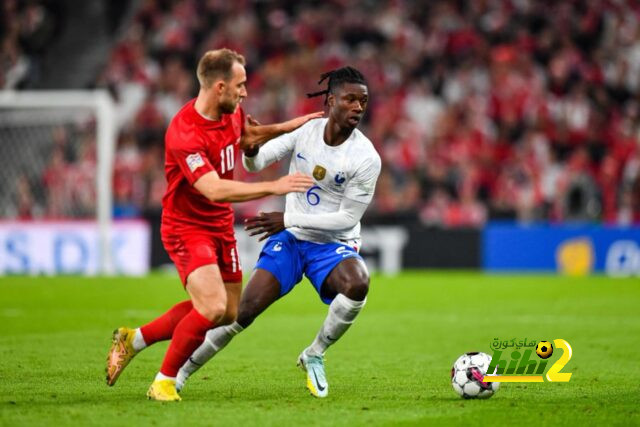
[536,341,553,359]
[451,352,500,399]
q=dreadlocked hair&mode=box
[306,66,367,104]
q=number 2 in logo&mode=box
[545,339,573,382]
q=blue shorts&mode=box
[254,230,362,305]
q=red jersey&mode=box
[161,99,245,232]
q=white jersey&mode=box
[243,118,381,244]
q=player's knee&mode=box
[195,299,227,323]
[341,273,369,301]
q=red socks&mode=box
[159,308,215,377]
[137,301,216,378]
[140,300,193,345]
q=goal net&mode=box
[0,90,122,274]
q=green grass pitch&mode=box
[0,272,638,426]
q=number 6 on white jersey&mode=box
[306,185,321,205]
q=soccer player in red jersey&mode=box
[105,48,320,401]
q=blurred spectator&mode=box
[1,0,59,88]
[42,147,70,218]
[14,174,39,219]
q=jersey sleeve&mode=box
[284,197,369,231]
[343,153,382,204]
[168,128,215,185]
[242,126,300,172]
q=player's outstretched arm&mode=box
[240,111,323,153]
[194,170,313,203]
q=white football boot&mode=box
[297,350,328,398]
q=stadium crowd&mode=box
[4,0,640,226]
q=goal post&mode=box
[0,90,118,274]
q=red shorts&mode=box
[161,226,243,285]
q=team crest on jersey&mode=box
[186,153,205,172]
[334,172,346,185]
[313,165,326,181]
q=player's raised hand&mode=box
[279,111,324,133]
[244,212,285,241]
[240,111,324,150]
[272,172,314,195]
[242,115,263,155]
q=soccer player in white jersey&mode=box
[177,66,381,398]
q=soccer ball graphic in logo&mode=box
[451,352,500,399]
[536,341,553,359]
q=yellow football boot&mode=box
[106,327,138,386]
[147,379,181,402]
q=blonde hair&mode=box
[196,48,246,88]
